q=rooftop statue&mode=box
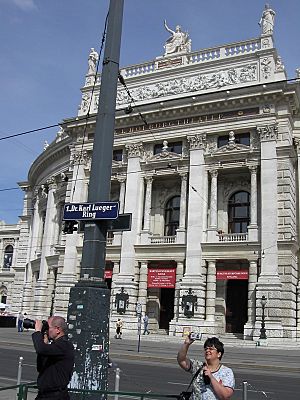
[259,4,275,35]
[87,47,99,75]
[163,20,191,56]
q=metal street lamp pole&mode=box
[259,295,267,340]
[67,0,124,396]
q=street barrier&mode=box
[0,383,180,400]
[242,381,248,400]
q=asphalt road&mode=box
[0,329,299,400]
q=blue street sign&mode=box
[63,202,119,221]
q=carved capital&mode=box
[126,143,144,158]
[248,165,258,174]
[46,176,57,190]
[187,133,206,150]
[70,150,90,166]
[257,125,278,141]
[209,169,218,179]
[144,175,153,184]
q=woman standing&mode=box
[177,336,235,400]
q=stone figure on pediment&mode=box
[259,4,275,35]
[87,47,99,75]
[163,20,191,55]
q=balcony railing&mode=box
[218,233,248,242]
[150,236,176,244]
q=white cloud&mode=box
[12,0,37,11]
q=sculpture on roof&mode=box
[259,4,275,35]
[87,47,99,75]
[163,20,191,56]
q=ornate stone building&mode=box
[2,6,300,341]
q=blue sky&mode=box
[0,0,299,224]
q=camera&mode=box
[23,318,49,334]
[190,332,202,340]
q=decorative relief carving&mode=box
[262,104,271,113]
[3,238,15,247]
[262,38,270,48]
[125,143,144,158]
[250,131,260,150]
[275,56,285,72]
[223,179,250,199]
[46,176,57,190]
[55,126,68,143]
[187,133,206,150]
[40,184,48,198]
[116,64,258,105]
[81,93,91,113]
[261,57,272,79]
[257,125,278,141]
[206,135,217,154]
[70,150,90,166]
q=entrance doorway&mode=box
[225,280,248,333]
[159,288,175,330]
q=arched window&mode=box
[164,196,180,236]
[3,245,13,269]
[228,191,250,233]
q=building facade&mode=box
[2,6,300,341]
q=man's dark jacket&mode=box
[32,332,75,393]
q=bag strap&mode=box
[185,364,203,391]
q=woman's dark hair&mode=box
[204,337,224,360]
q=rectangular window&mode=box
[113,149,123,161]
[217,133,250,147]
[154,141,182,154]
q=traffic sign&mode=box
[107,213,132,231]
[63,202,119,221]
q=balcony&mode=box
[218,232,248,242]
[150,235,176,244]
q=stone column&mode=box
[205,261,216,322]
[184,134,206,278]
[248,165,258,241]
[257,125,279,279]
[256,124,282,338]
[116,143,144,318]
[176,173,187,243]
[118,177,126,213]
[137,262,148,315]
[209,169,218,228]
[248,260,258,324]
[55,149,90,316]
[173,261,184,322]
[179,173,187,229]
[143,176,153,231]
[34,177,57,317]
[21,191,40,313]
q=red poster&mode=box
[104,270,113,279]
[216,270,249,280]
[147,268,176,288]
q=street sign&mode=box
[107,213,132,231]
[63,202,119,221]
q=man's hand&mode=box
[35,320,43,332]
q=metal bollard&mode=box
[242,381,248,400]
[16,357,23,399]
[114,367,120,400]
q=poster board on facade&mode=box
[147,268,176,288]
[216,270,249,280]
[104,270,113,279]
